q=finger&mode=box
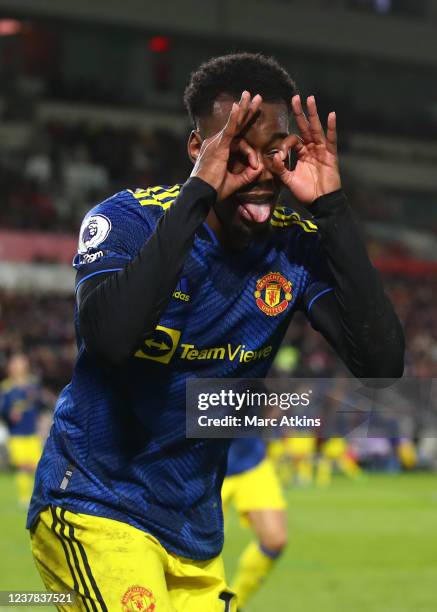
[250,93,263,114]
[221,92,263,147]
[291,95,312,144]
[237,92,263,133]
[306,96,326,144]
[221,102,240,142]
[230,162,264,192]
[270,152,289,178]
[270,153,297,190]
[244,93,262,125]
[326,111,337,153]
[236,90,252,128]
[278,134,303,160]
[222,92,252,143]
[234,138,259,170]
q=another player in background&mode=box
[0,353,44,506]
[222,438,286,610]
[316,437,362,486]
[28,53,404,611]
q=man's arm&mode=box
[78,92,264,366]
[271,95,404,379]
[77,178,215,366]
[305,190,404,379]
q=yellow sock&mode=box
[231,541,280,608]
[15,470,33,506]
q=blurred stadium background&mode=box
[0,0,436,610]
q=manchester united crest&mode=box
[254,272,292,316]
[121,586,156,611]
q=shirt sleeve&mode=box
[299,233,335,315]
[76,178,216,366]
[73,191,152,292]
[302,190,404,380]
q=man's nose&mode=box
[259,160,275,182]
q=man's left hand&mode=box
[271,95,341,204]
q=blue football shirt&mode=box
[0,378,41,436]
[28,184,333,559]
[226,438,267,477]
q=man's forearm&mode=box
[77,177,216,365]
[309,190,405,378]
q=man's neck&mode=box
[11,375,30,386]
[205,209,251,251]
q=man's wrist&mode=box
[184,176,218,201]
[307,189,347,218]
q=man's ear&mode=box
[187,130,202,165]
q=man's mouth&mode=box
[236,193,274,224]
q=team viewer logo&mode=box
[254,272,292,316]
[78,214,111,253]
[121,585,156,611]
[135,325,181,364]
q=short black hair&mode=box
[184,52,297,127]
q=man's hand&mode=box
[191,91,263,201]
[271,95,341,204]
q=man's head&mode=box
[8,353,30,380]
[184,53,297,246]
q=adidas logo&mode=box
[173,277,190,302]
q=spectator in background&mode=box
[0,353,45,506]
[63,144,109,200]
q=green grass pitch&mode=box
[0,472,435,611]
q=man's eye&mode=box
[265,149,280,158]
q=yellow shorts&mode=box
[8,434,42,469]
[221,458,286,516]
[30,506,236,612]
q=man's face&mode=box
[8,355,30,379]
[196,97,290,246]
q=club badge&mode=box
[254,272,292,316]
[121,585,156,612]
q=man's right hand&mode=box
[190,91,264,201]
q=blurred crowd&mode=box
[0,121,189,232]
[0,292,76,393]
[278,275,437,380]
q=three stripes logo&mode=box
[173,276,190,302]
[48,505,234,610]
[50,507,107,611]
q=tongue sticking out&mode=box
[241,203,271,224]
